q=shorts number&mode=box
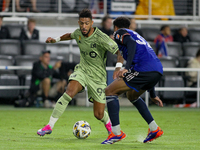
[97,88,103,96]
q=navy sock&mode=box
[132,97,154,124]
[106,96,120,126]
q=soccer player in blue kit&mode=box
[101,17,164,144]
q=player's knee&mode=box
[105,87,114,96]
[94,111,104,120]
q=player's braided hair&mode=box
[79,8,92,20]
[113,17,130,28]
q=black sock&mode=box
[106,96,120,126]
[132,97,154,124]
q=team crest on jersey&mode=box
[79,35,81,43]
[89,51,97,58]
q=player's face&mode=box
[40,53,50,66]
[78,18,93,36]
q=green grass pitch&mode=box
[0,105,200,150]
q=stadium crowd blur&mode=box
[28,50,66,108]
[2,0,39,12]
[0,16,10,39]
[0,15,77,107]
[186,49,200,88]
[0,0,200,107]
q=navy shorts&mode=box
[123,70,162,92]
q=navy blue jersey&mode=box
[114,28,163,74]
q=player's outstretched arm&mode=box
[46,33,72,43]
[60,33,72,41]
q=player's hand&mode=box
[46,37,56,43]
[118,69,128,78]
[150,96,163,107]
[113,67,121,80]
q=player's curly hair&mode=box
[79,8,92,20]
[113,17,130,28]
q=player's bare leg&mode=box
[37,80,83,136]
[106,78,131,96]
[93,100,112,134]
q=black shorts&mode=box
[123,70,162,92]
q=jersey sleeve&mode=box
[70,29,79,39]
[114,29,131,45]
[100,34,118,54]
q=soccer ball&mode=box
[73,120,91,139]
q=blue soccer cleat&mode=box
[101,130,126,144]
[37,124,52,136]
[143,127,163,143]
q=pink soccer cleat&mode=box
[37,124,52,136]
